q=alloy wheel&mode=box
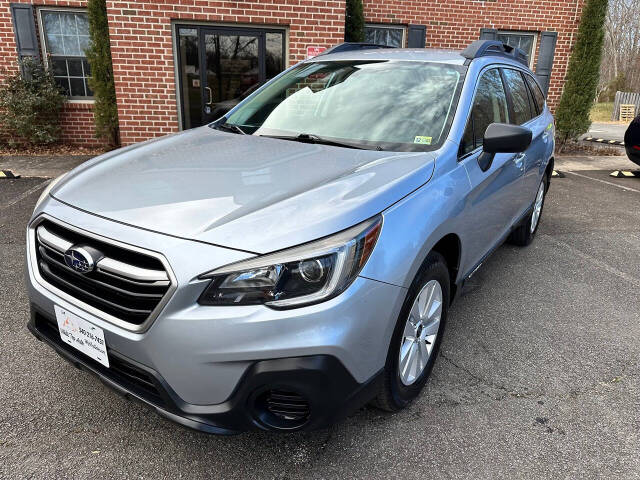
[398,279,443,386]
[530,181,545,233]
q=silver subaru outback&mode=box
[26,41,554,433]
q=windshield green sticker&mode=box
[546,123,553,131]
[414,136,432,145]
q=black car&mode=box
[624,114,640,167]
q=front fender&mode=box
[359,157,471,289]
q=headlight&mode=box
[34,173,67,212]
[198,215,382,308]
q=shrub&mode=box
[0,58,65,146]
[86,0,119,146]
[555,0,608,150]
[345,0,365,42]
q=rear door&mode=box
[524,73,552,192]
[458,67,525,270]
[501,68,546,215]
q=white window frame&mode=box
[365,23,406,48]
[37,6,94,102]
[496,30,538,69]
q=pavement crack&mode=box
[2,179,50,210]
[440,353,637,406]
[439,353,538,400]
[564,362,638,400]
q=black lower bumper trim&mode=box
[625,147,640,167]
[28,305,382,433]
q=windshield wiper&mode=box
[215,122,247,135]
[259,133,381,150]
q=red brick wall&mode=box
[60,102,104,146]
[105,0,346,145]
[0,0,105,146]
[1,0,584,147]
[0,3,18,73]
[364,0,586,111]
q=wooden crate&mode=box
[612,91,640,120]
[620,104,636,123]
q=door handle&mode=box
[513,153,526,170]
[542,131,550,143]
[205,86,213,105]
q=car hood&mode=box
[52,127,436,254]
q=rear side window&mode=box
[525,74,546,114]
[460,69,510,155]
[502,68,534,125]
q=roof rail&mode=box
[318,42,394,56]
[461,40,529,66]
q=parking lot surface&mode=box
[1,167,639,479]
[585,122,629,142]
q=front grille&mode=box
[33,311,166,407]
[33,219,172,326]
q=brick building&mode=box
[2,1,585,147]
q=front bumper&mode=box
[26,200,406,432]
[28,306,382,433]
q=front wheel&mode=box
[508,176,547,246]
[373,251,449,411]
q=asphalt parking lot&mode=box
[1,164,639,479]
[585,122,628,142]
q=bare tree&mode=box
[599,0,640,98]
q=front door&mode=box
[176,25,285,129]
[458,67,525,272]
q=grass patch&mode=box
[590,102,614,122]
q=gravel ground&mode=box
[1,169,639,479]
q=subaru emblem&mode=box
[63,247,95,274]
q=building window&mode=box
[38,9,92,99]
[497,31,537,68]
[365,24,405,48]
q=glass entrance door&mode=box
[176,25,285,129]
[202,30,260,124]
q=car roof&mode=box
[306,48,468,65]
[306,47,533,71]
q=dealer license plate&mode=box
[54,305,109,368]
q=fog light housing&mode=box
[253,389,311,430]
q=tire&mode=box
[373,251,450,412]
[508,175,548,247]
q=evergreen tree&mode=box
[345,0,365,42]
[555,0,608,149]
[86,0,119,146]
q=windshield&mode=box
[222,60,465,151]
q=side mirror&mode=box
[483,123,532,154]
[477,123,532,172]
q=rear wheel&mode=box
[373,251,449,411]
[508,176,547,246]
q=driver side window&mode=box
[460,68,510,156]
